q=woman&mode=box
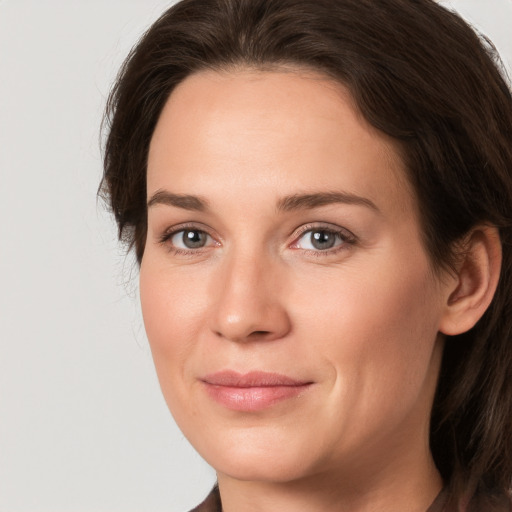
[100,0,512,510]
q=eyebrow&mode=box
[147,189,379,213]
[277,191,379,213]
[147,190,209,211]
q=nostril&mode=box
[248,330,272,339]
[213,329,271,340]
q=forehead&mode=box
[147,68,414,216]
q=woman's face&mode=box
[141,69,451,484]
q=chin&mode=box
[193,427,322,483]
[213,454,313,483]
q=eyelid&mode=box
[158,222,220,250]
[156,221,357,256]
[289,223,358,252]
[291,223,357,242]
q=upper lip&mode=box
[201,370,312,388]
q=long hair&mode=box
[100,0,512,500]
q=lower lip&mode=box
[203,383,312,412]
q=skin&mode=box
[140,69,469,512]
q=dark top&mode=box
[189,485,512,512]
[428,487,512,512]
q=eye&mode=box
[293,227,354,252]
[168,229,213,250]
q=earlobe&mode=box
[439,226,502,336]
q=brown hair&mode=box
[100,0,512,501]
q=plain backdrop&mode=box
[0,1,511,511]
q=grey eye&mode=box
[310,231,336,250]
[296,229,345,251]
[171,229,210,249]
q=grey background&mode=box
[0,1,510,511]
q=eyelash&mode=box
[158,223,217,256]
[158,223,357,257]
[290,224,357,256]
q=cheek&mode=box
[293,256,442,425]
[297,256,439,346]
[140,253,212,337]
[139,263,214,444]
[139,259,209,398]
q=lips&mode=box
[201,370,313,412]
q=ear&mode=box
[439,225,502,336]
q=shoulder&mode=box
[430,487,512,512]
[467,488,512,512]
[187,486,512,512]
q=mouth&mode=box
[200,370,313,412]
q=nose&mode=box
[209,251,291,343]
